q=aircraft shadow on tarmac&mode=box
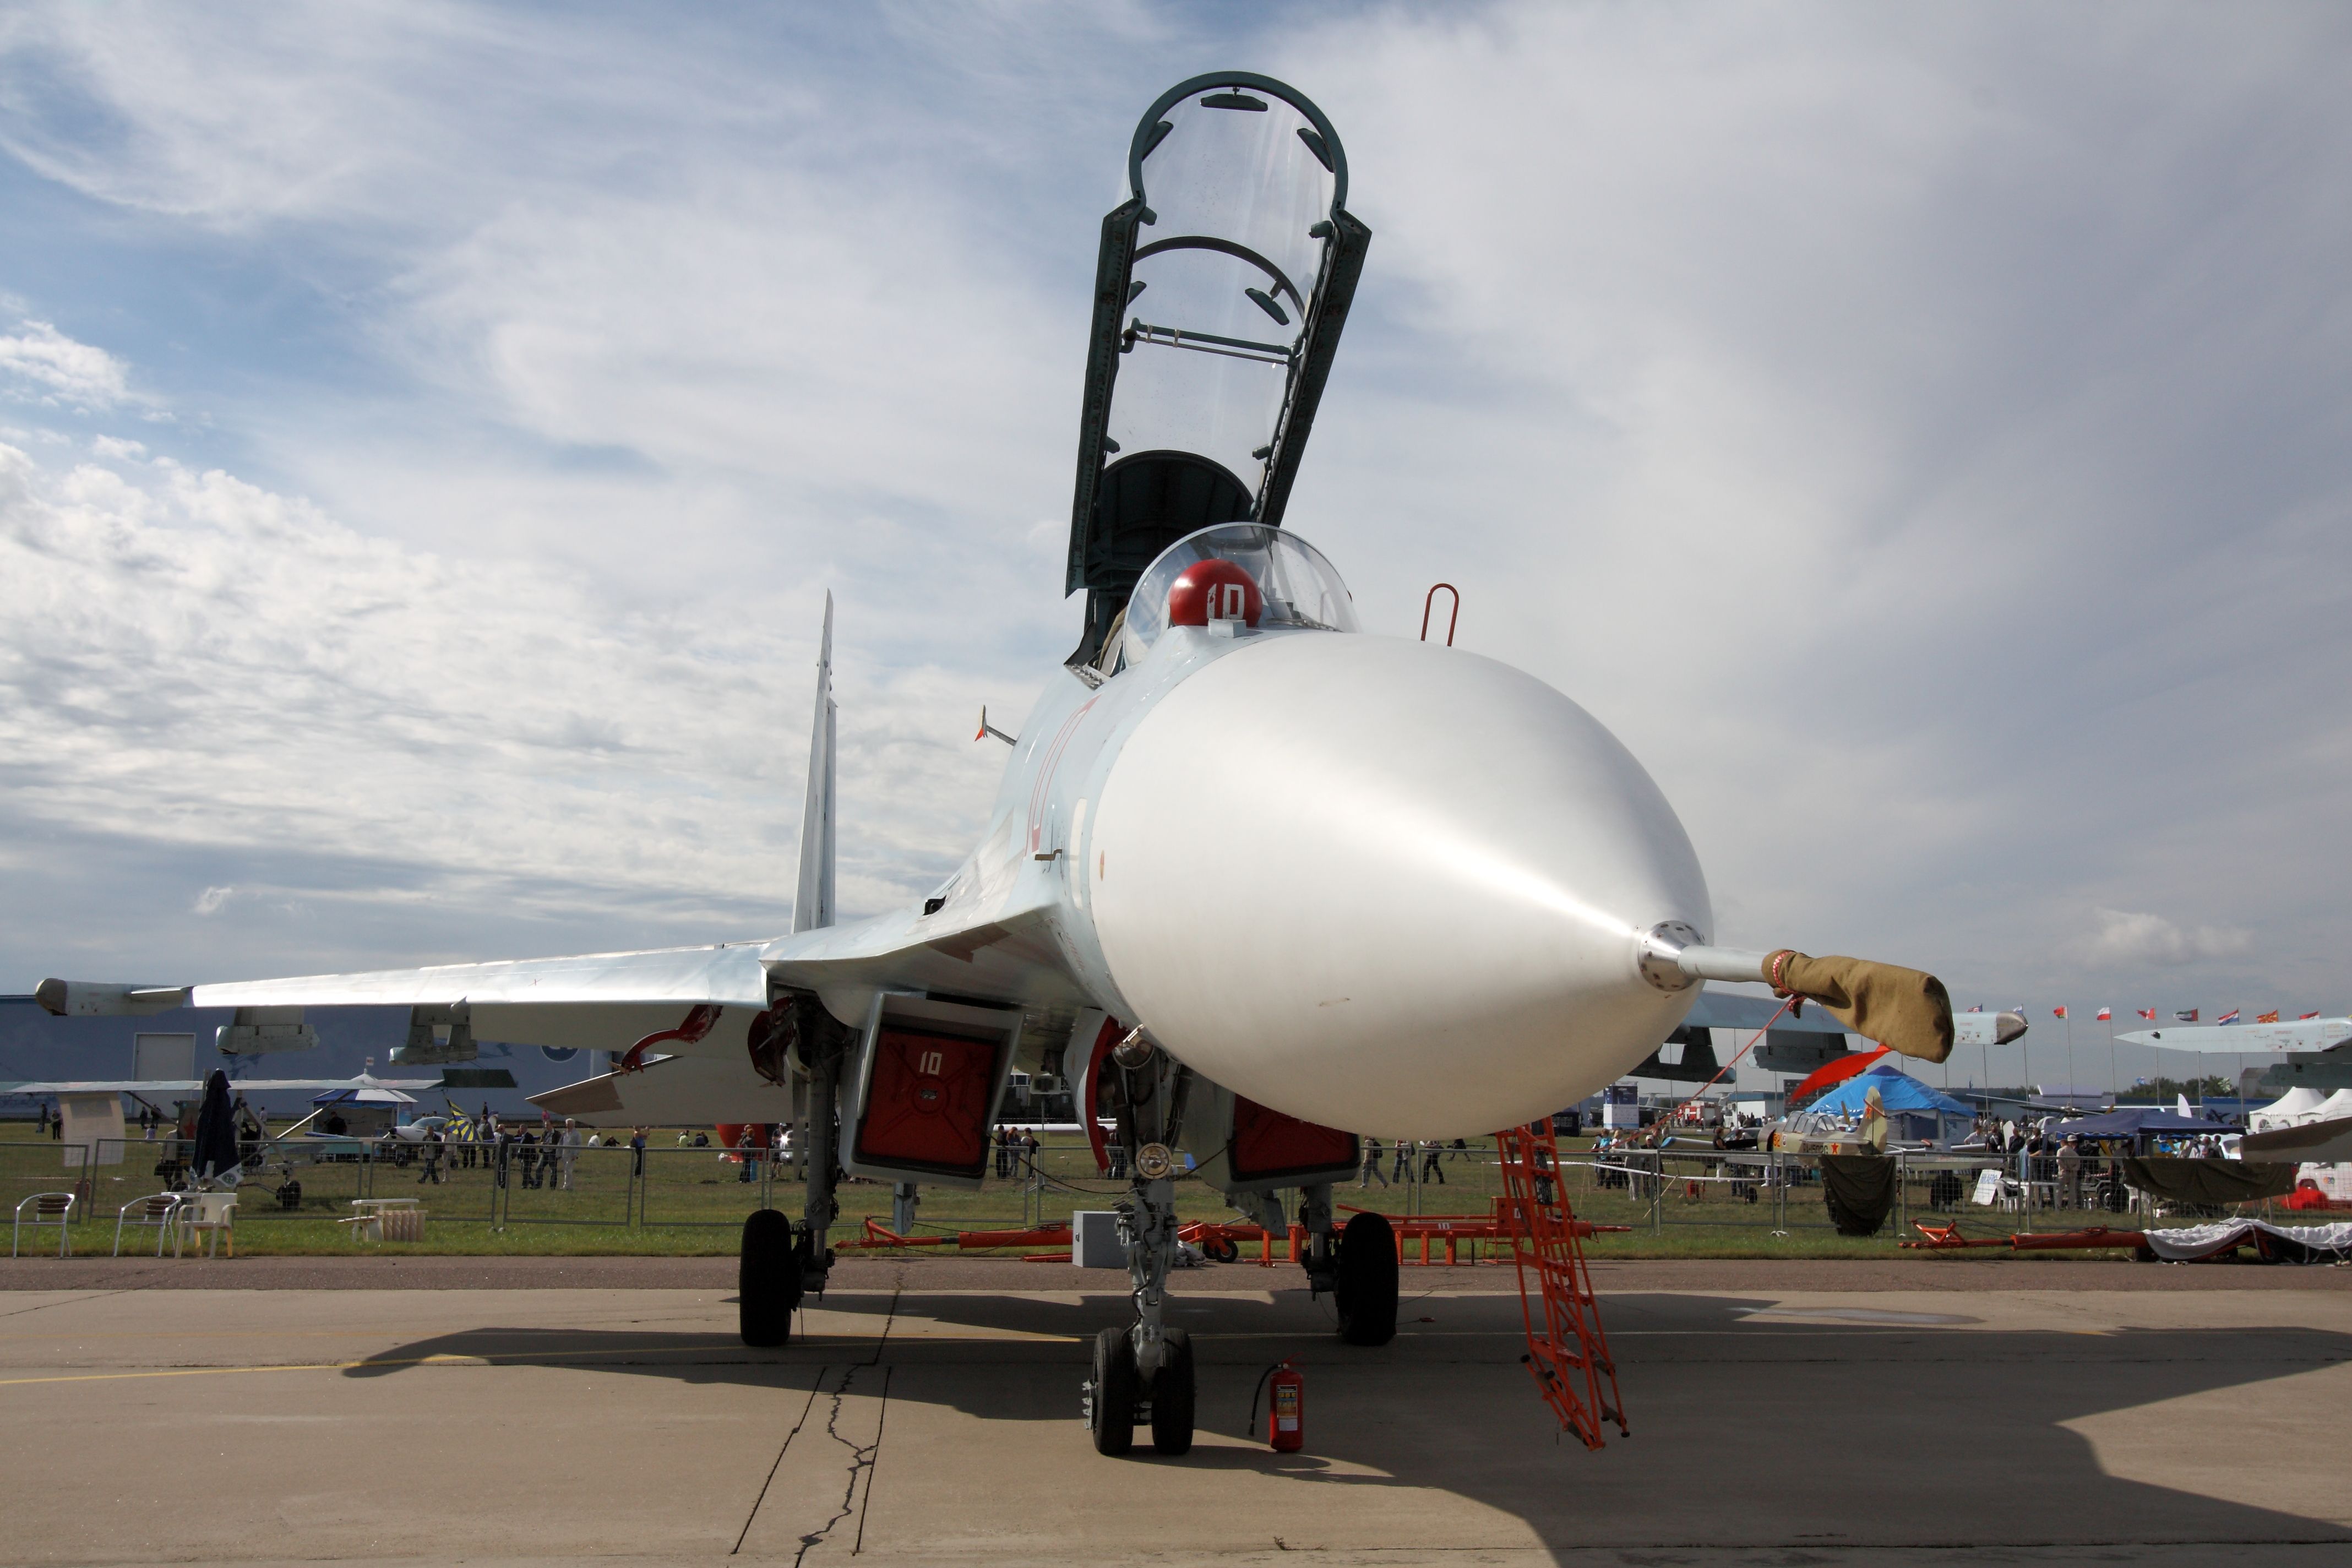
[342,1288,2352,1551]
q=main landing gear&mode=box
[1298,1183,1400,1348]
[1082,1031,1197,1456]
[740,994,845,1349]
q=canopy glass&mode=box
[1123,522,1357,664]
[1108,86,1337,492]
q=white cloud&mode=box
[0,319,133,409]
[2085,908,2253,967]
[0,439,1019,960]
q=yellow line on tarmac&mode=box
[0,1331,1094,1387]
[0,1343,799,1388]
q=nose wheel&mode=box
[1087,1324,1196,1457]
[1335,1210,1399,1346]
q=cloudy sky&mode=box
[3,3,2348,1088]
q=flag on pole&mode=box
[2217,1009,2240,1025]
[2175,1009,2199,1022]
[2257,1011,2279,1024]
[2138,1009,2156,1020]
[2052,1006,2068,1020]
[2096,1008,2111,1021]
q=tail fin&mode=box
[793,593,837,933]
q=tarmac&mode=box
[1,1255,2346,1566]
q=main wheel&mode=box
[1336,1210,1398,1346]
[1150,1328,1195,1455]
[739,1208,802,1347]
[1090,1325,1138,1456]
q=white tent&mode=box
[2251,1086,2328,1131]
[2317,1089,2352,1121]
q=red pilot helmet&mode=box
[1167,558,1264,628]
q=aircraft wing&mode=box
[4,1077,443,1094]
[1682,989,2024,1049]
[1683,988,1849,1034]
[2117,1019,2352,1053]
[188,944,775,1011]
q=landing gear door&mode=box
[840,993,1024,1191]
[1179,1076,1359,1195]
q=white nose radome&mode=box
[1086,634,1709,1139]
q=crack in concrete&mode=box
[0,1288,135,1319]
[731,1366,829,1556]
[789,1362,894,1565]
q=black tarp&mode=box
[2121,1157,2297,1207]
[1820,1154,1897,1237]
[190,1069,239,1182]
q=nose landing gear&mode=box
[1081,1035,1199,1457]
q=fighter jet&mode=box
[32,73,1957,1458]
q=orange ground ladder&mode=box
[1494,1120,1628,1450]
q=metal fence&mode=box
[2,1130,2177,1257]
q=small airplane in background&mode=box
[33,73,1958,1458]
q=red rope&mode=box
[1657,992,1799,1129]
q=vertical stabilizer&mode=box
[793,594,837,933]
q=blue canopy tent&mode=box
[1805,1064,1975,1144]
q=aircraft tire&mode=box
[1336,1210,1398,1346]
[1150,1328,1195,1455]
[1090,1326,1138,1456]
[739,1208,801,1347]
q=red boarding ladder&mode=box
[1494,1119,1627,1450]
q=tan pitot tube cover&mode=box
[1765,950,1954,1064]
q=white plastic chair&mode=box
[13,1192,77,1257]
[174,1193,237,1258]
[114,1193,184,1257]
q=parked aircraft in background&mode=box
[2121,1016,2352,1094]
[32,74,1956,1458]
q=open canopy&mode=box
[1064,73,1371,665]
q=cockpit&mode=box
[1118,522,1358,668]
[1061,74,1371,670]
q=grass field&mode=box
[0,1123,2214,1261]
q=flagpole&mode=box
[2064,1009,2075,1111]
[2106,1012,2116,1109]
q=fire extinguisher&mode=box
[1248,1358,1305,1452]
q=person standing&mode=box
[1359,1136,1388,1189]
[418,1128,444,1185]
[2057,1135,2083,1210]
[738,1124,761,1184]
[559,1119,581,1190]
[629,1127,648,1180]
[1391,1139,1411,1183]
[1421,1140,1445,1185]
[1023,1130,1041,1178]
